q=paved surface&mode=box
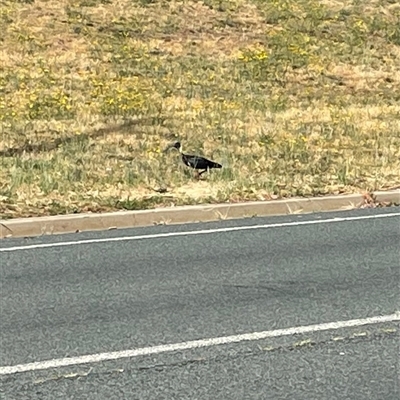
[1,207,399,399]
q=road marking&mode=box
[1,312,399,376]
[1,212,399,253]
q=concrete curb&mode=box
[1,190,399,239]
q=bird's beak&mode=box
[164,143,179,153]
[163,144,173,153]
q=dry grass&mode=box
[1,0,399,218]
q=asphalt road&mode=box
[1,207,399,399]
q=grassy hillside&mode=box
[1,0,399,218]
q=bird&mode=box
[165,141,222,178]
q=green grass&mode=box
[1,0,399,218]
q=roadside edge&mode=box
[1,190,399,239]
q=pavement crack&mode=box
[33,369,92,385]
[136,357,208,372]
[260,326,398,354]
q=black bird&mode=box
[165,141,222,178]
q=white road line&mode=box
[1,312,399,376]
[1,212,399,253]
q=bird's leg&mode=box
[198,169,207,177]
[193,170,200,180]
